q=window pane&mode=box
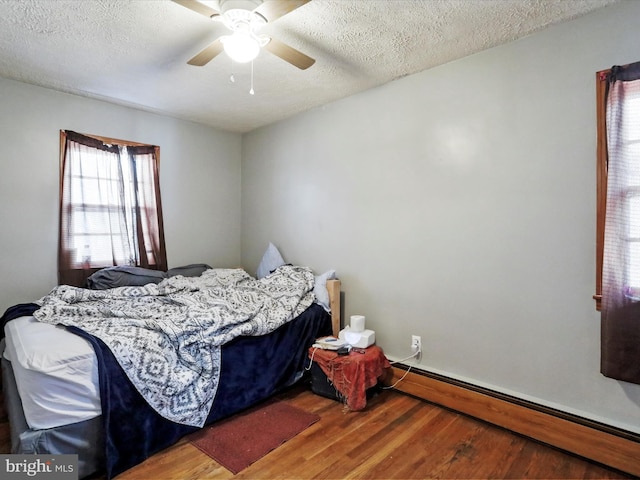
[67,145,135,268]
[623,89,640,289]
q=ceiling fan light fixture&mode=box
[174,0,315,70]
[221,32,260,63]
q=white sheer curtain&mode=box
[62,139,133,268]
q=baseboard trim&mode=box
[389,365,640,477]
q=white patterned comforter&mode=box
[33,265,315,427]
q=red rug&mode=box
[188,401,320,474]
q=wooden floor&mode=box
[0,384,634,479]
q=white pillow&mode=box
[256,242,286,279]
[314,269,336,313]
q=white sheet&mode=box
[3,316,101,430]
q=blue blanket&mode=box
[0,303,39,339]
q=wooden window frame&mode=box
[594,68,609,311]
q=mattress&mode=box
[3,316,101,430]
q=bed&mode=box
[1,264,341,479]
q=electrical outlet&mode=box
[411,335,421,358]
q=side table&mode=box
[308,345,391,411]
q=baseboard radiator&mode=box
[389,365,640,477]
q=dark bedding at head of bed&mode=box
[69,302,331,479]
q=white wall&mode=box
[241,1,640,433]
[0,77,242,312]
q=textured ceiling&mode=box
[0,0,617,133]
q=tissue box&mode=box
[338,328,376,348]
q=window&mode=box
[596,63,640,310]
[58,131,167,287]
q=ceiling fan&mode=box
[172,0,315,70]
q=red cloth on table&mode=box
[308,345,391,411]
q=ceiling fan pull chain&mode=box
[249,60,255,95]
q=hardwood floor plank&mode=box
[382,416,457,478]
[482,434,529,479]
[357,408,459,479]
[257,393,420,479]
[1,384,634,479]
[423,422,515,479]
[410,416,488,479]
[316,401,436,479]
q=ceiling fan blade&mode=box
[172,0,220,19]
[264,38,315,70]
[254,0,310,23]
[188,38,224,66]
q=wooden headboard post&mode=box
[326,279,341,337]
